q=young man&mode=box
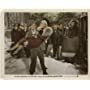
[58,23,64,59]
[8,23,25,58]
[51,22,63,60]
[26,20,52,74]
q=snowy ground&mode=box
[5,36,80,75]
[5,55,79,75]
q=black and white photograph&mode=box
[2,10,88,78]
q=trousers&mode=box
[29,47,46,74]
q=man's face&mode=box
[31,24,36,30]
[14,25,18,30]
[53,24,58,30]
[59,24,63,29]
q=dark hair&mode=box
[72,20,78,26]
[52,21,58,25]
[71,20,79,30]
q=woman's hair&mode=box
[42,18,50,26]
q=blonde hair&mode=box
[41,20,48,26]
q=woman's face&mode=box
[40,22,46,28]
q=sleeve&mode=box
[25,30,31,39]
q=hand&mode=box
[24,41,28,47]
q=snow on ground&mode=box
[5,36,79,75]
[5,55,79,75]
[45,57,79,75]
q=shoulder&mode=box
[45,27,53,31]
[42,27,53,37]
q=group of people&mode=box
[7,18,79,75]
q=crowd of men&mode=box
[7,19,79,75]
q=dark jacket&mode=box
[68,26,79,38]
[51,29,63,46]
[11,29,25,43]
